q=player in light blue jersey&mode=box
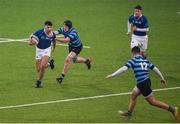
[106,47,178,119]
[127,5,149,58]
[29,21,56,88]
[55,20,91,84]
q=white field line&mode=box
[0,38,91,49]
[0,86,179,110]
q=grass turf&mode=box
[0,0,180,122]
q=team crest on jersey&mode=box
[41,36,45,40]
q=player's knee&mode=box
[39,64,46,70]
[71,57,77,63]
[65,57,71,63]
[131,92,137,101]
[147,98,156,106]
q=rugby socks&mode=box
[61,74,65,78]
[168,105,174,113]
[56,74,65,84]
[36,80,42,88]
[127,111,132,116]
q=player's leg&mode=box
[56,53,72,84]
[139,36,148,58]
[36,55,49,88]
[146,94,178,119]
[118,86,140,116]
[131,35,141,49]
[38,56,49,80]
[72,46,91,69]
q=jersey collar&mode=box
[44,29,53,37]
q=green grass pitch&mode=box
[0,0,180,123]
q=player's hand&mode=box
[127,32,132,37]
[161,79,167,87]
[28,40,37,45]
[105,74,112,79]
[132,26,137,31]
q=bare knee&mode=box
[39,64,46,70]
[65,57,71,64]
[131,91,138,101]
[147,97,156,106]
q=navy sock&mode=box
[61,74,65,78]
[168,105,174,113]
[127,110,132,116]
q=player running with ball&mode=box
[106,46,178,119]
[29,21,56,88]
[55,20,91,84]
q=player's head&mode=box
[131,46,141,55]
[44,20,53,33]
[64,20,72,32]
[134,5,142,18]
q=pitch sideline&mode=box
[0,86,180,110]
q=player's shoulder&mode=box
[141,15,148,20]
[129,14,134,19]
[57,27,64,33]
[70,28,77,33]
[34,29,44,35]
[68,28,78,35]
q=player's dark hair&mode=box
[44,21,53,26]
[134,5,142,10]
[131,46,141,53]
[64,20,72,29]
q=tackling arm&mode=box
[152,67,164,80]
[55,37,70,43]
[106,66,128,79]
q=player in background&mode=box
[127,5,149,58]
[55,20,91,84]
[106,46,178,119]
[29,21,56,88]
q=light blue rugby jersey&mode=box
[33,29,56,49]
[125,55,154,84]
[58,27,82,47]
[129,14,148,36]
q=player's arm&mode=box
[127,21,132,36]
[133,26,149,32]
[152,66,167,86]
[54,31,60,35]
[55,37,70,43]
[52,40,56,52]
[133,17,149,32]
[106,66,128,79]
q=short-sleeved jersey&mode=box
[58,27,82,47]
[129,14,148,36]
[33,29,56,49]
[125,55,154,84]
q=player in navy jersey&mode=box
[106,47,178,119]
[55,20,91,84]
[127,5,149,58]
[29,21,56,88]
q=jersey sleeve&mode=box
[147,61,155,70]
[67,31,77,40]
[57,27,63,34]
[52,33,56,42]
[143,16,148,28]
[32,30,40,41]
[128,15,133,23]
[125,59,134,68]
